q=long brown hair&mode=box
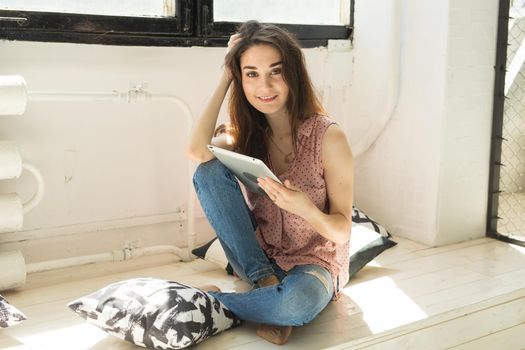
[224,20,324,160]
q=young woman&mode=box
[186,21,354,345]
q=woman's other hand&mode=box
[257,178,315,218]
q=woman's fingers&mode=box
[225,34,241,81]
[227,33,242,52]
[229,33,241,42]
[258,178,285,201]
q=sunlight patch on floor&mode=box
[5,323,108,350]
[342,276,427,333]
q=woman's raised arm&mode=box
[185,34,241,164]
[185,71,232,163]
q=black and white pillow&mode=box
[348,207,396,279]
[0,294,27,328]
[68,278,241,349]
[351,207,391,237]
[192,206,397,281]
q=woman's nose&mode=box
[260,75,272,88]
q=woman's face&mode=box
[240,44,290,118]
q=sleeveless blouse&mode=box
[245,114,350,299]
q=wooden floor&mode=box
[1,236,525,350]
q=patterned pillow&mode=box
[192,206,397,281]
[351,207,391,237]
[347,223,396,279]
[68,278,241,349]
[348,207,396,279]
[0,294,27,328]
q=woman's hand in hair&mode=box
[226,33,242,54]
[257,178,315,218]
[224,33,241,81]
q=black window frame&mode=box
[0,0,353,48]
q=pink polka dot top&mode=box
[245,114,350,298]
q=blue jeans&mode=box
[193,159,333,326]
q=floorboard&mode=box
[1,236,524,350]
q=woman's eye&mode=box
[271,68,282,75]
[246,71,258,78]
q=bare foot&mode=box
[197,285,221,292]
[257,274,280,288]
[255,274,292,345]
[256,324,293,345]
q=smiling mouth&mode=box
[257,95,277,102]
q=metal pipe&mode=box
[26,251,122,274]
[21,162,45,213]
[26,245,185,274]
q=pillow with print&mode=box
[68,278,241,350]
[192,206,397,280]
[0,294,27,328]
[347,207,397,279]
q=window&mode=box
[0,0,352,47]
[214,0,349,26]
[0,0,175,18]
[488,0,525,247]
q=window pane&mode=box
[214,0,350,26]
[0,0,175,18]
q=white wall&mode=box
[351,0,446,245]
[436,0,498,245]
[0,41,333,262]
[0,44,228,262]
[0,0,500,263]
[352,0,498,246]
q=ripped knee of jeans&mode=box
[304,269,332,294]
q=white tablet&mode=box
[207,144,282,196]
